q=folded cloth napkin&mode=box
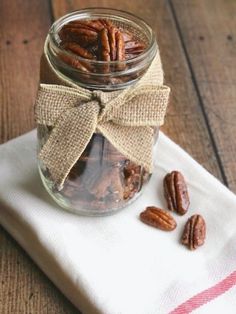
[1,130,236,314]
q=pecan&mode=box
[59,26,98,47]
[164,171,190,215]
[98,28,111,61]
[67,19,104,32]
[98,27,125,61]
[98,27,125,71]
[123,175,140,199]
[115,31,125,61]
[125,40,146,54]
[96,28,109,74]
[181,214,206,250]
[62,42,95,59]
[108,27,117,61]
[123,162,142,199]
[121,30,133,42]
[115,31,125,71]
[140,206,177,231]
[124,38,146,60]
[59,53,91,72]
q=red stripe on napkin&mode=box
[170,270,236,314]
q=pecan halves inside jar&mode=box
[123,162,142,199]
[125,40,146,55]
[115,31,126,70]
[116,31,125,61]
[62,42,95,60]
[59,26,98,47]
[58,17,146,77]
[97,28,111,73]
[98,26,126,62]
[108,27,117,61]
[58,53,91,73]
[164,171,190,215]
[98,28,111,62]
[98,27,126,72]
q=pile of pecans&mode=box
[140,171,206,250]
[38,129,150,212]
[58,18,146,66]
[54,18,147,85]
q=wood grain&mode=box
[171,0,236,191]
[0,227,79,314]
[52,0,223,179]
[0,0,50,143]
[0,1,78,313]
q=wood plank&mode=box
[0,1,78,313]
[171,0,236,192]
[0,227,78,314]
[0,0,49,143]
[52,0,223,180]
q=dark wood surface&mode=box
[0,0,235,313]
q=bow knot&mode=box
[91,90,105,104]
[90,90,108,122]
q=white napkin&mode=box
[1,130,236,314]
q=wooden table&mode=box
[1,0,236,312]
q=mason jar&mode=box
[37,8,163,215]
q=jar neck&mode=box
[45,8,158,91]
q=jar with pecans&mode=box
[36,8,170,215]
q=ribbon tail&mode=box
[97,122,154,173]
[39,102,99,190]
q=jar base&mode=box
[39,166,144,216]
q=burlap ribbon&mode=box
[36,45,170,190]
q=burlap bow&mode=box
[35,53,170,190]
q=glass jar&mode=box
[37,8,161,216]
